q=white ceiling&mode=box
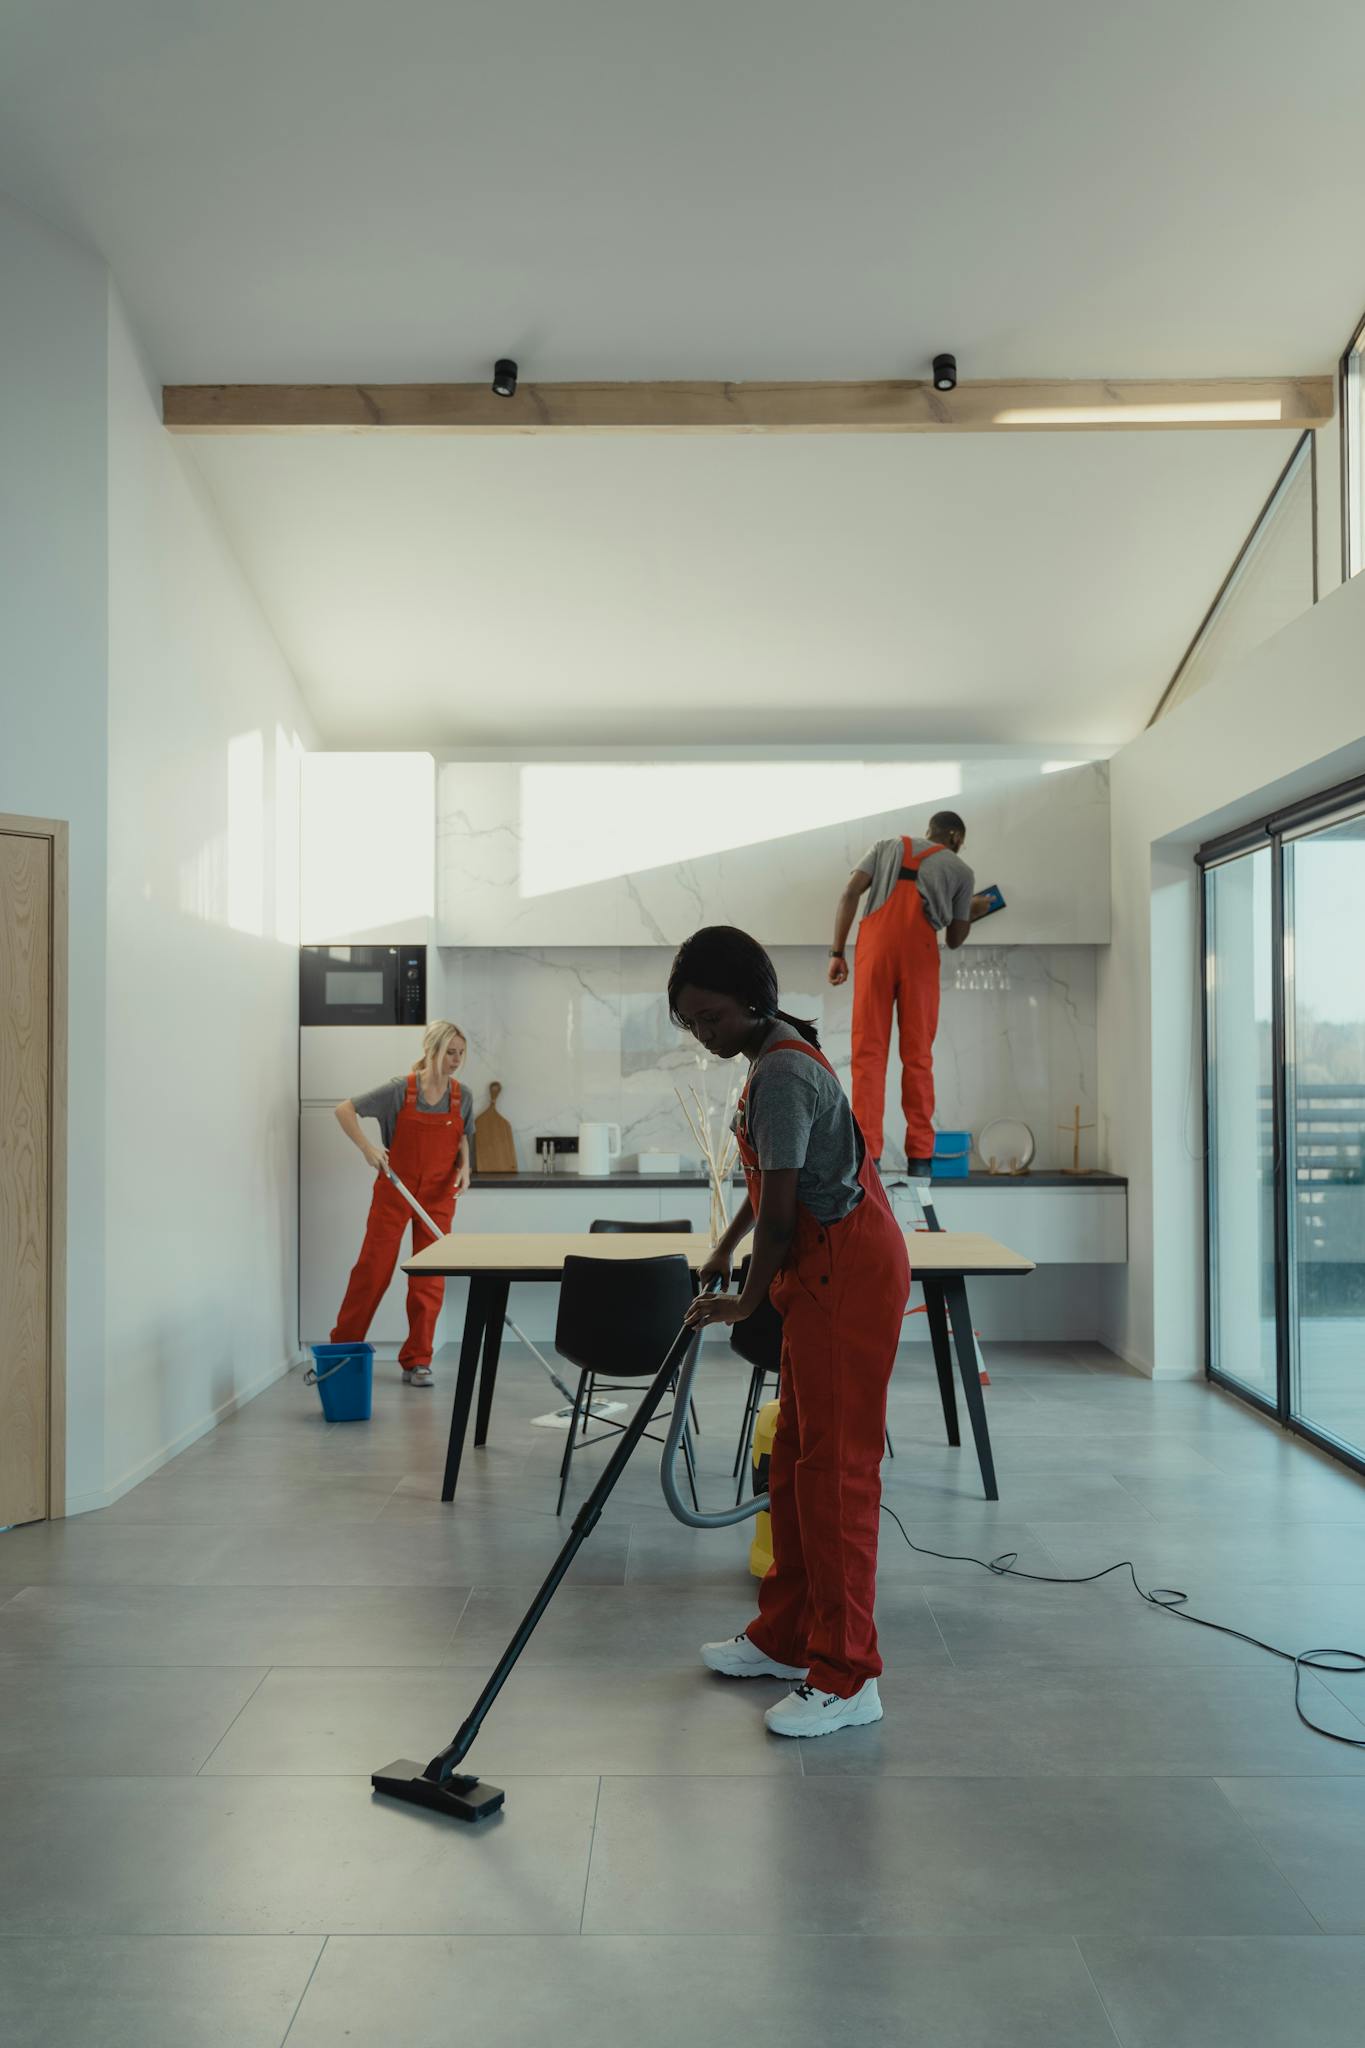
[186,428,1296,747]
[2,0,1363,381]
[3,0,1355,746]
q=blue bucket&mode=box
[306,1342,374,1422]
[932,1131,972,1180]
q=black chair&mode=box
[589,1218,693,1235]
[589,1217,699,1434]
[554,1253,699,1516]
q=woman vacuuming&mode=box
[671,928,910,1738]
[331,1019,473,1388]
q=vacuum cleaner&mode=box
[372,1269,763,1823]
[368,1198,1365,1820]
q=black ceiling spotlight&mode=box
[932,353,957,393]
[492,358,518,398]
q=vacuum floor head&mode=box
[371,1761,506,1823]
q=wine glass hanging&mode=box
[951,946,1011,993]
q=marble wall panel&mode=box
[437,943,1099,1176]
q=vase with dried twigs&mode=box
[675,1073,740,1245]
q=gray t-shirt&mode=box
[854,836,975,929]
[738,1024,864,1225]
[351,1075,473,1150]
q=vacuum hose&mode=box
[660,1278,770,1529]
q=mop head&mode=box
[530,1399,628,1430]
[371,1761,505,1823]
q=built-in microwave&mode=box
[300,944,426,1027]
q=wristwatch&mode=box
[829,948,845,958]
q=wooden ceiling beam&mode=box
[162,375,1334,435]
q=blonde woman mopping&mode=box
[331,1020,473,1387]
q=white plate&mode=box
[977,1117,1035,1172]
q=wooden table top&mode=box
[404,1228,1035,1281]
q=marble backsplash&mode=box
[436,943,1098,1176]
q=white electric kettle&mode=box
[576,1122,621,1176]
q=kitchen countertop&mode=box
[471,1169,1128,1189]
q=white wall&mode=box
[0,199,111,1507]
[1098,568,1365,1376]
[300,752,434,943]
[101,290,317,1501]
[1161,443,1315,717]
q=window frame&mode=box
[1340,305,1365,584]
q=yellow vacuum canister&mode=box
[748,1398,781,1578]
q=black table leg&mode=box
[942,1275,998,1501]
[441,1277,492,1503]
[474,1278,510,1447]
[922,1283,960,1447]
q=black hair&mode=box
[667,925,821,1048]
[928,809,966,839]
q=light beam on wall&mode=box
[274,726,304,944]
[227,730,265,937]
[517,761,964,899]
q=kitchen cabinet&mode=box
[436,756,1111,948]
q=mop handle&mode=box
[380,1163,446,1241]
[380,1159,578,1403]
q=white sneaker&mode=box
[700,1633,809,1681]
[764,1678,883,1738]
[402,1367,434,1388]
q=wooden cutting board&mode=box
[473,1082,518,1174]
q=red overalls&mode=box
[850,836,948,1162]
[738,1041,911,1697]
[331,1074,464,1369]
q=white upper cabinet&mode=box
[436,756,1110,947]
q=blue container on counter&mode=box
[932,1132,972,1179]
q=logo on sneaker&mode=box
[791,1683,839,1710]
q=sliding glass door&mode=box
[1285,814,1365,1456]
[1202,780,1365,1474]
[1204,848,1277,1404]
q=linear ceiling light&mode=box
[993,399,1285,426]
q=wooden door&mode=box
[0,829,54,1525]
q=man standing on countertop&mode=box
[827,811,995,1173]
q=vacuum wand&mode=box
[371,1282,720,1825]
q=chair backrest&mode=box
[729,1288,784,1374]
[556,1254,696,1380]
[589,1217,693,1234]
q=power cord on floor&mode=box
[879,1501,1365,1749]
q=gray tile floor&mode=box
[3,1339,1365,2044]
